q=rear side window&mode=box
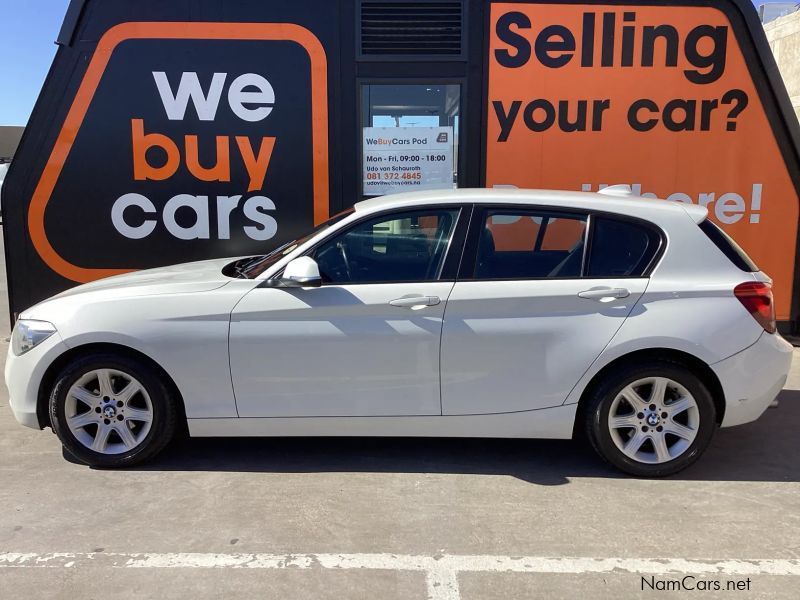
[699,219,758,272]
[587,218,661,277]
[475,211,587,279]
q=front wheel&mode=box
[49,354,177,468]
[584,361,717,477]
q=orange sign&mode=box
[486,3,798,319]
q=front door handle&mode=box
[578,287,630,301]
[389,295,441,308]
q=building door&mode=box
[359,83,461,198]
[332,0,484,213]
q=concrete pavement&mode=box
[0,228,798,599]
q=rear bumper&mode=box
[712,331,794,428]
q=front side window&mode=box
[314,209,459,284]
[475,211,587,279]
[232,209,355,279]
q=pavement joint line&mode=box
[1,553,799,600]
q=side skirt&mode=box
[187,404,578,439]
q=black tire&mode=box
[583,360,717,477]
[49,353,177,468]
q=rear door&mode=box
[440,207,660,415]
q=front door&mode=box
[230,207,462,417]
[441,208,655,415]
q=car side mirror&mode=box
[262,256,322,288]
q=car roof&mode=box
[353,188,708,224]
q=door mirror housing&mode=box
[263,256,322,288]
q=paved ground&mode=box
[0,229,799,599]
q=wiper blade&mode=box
[237,255,264,272]
[229,256,264,279]
[237,240,298,277]
[265,240,296,258]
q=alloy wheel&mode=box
[607,376,700,465]
[64,368,153,455]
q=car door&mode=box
[440,207,660,415]
[230,206,464,417]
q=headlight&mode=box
[11,320,57,356]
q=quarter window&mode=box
[475,211,587,279]
[587,218,661,277]
[698,219,758,272]
[314,209,459,284]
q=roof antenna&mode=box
[597,184,634,197]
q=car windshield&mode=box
[231,208,354,279]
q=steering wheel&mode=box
[336,241,352,281]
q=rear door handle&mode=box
[578,288,630,301]
[389,295,441,308]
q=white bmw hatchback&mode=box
[5,189,793,476]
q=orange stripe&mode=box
[28,22,329,283]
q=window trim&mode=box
[297,204,468,286]
[440,204,474,279]
[457,204,666,282]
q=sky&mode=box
[0,0,790,126]
[0,0,70,125]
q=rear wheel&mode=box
[49,354,177,468]
[584,361,717,477]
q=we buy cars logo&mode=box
[28,23,329,283]
[126,72,280,240]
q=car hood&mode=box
[46,257,239,301]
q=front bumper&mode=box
[712,331,794,428]
[4,332,68,429]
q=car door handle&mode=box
[389,296,441,308]
[577,287,630,301]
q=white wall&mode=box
[765,10,800,124]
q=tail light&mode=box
[734,281,776,333]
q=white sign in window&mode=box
[362,126,454,196]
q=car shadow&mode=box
[121,389,800,485]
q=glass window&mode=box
[314,209,459,284]
[587,218,661,277]
[361,84,460,197]
[699,219,757,272]
[232,209,355,279]
[475,211,587,279]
